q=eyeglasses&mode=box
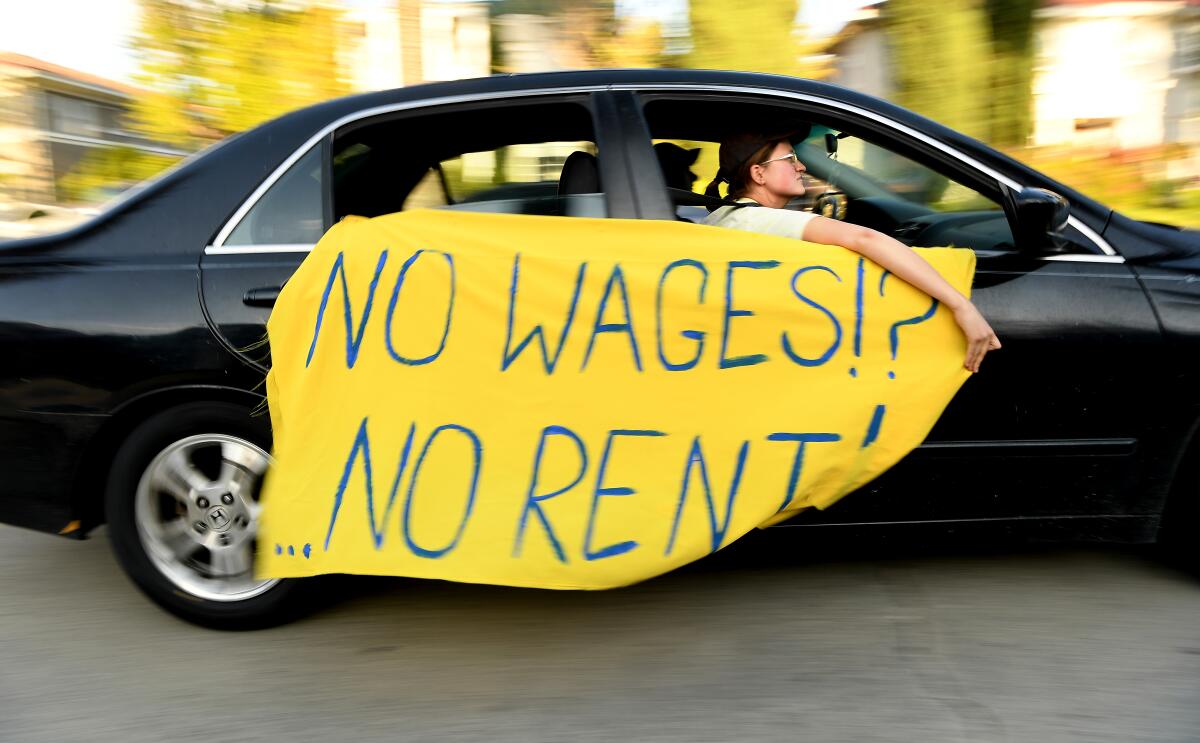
[758,152,801,167]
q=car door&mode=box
[200,90,642,372]
[619,89,1165,532]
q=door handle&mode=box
[243,286,282,307]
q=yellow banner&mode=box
[258,210,974,588]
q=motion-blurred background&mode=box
[2,0,1198,238]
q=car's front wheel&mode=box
[105,402,306,629]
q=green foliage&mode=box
[57,147,180,204]
[1014,144,1200,228]
[131,0,351,150]
[489,0,609,15]
[884,0,1036,145]
[1120,199,1200,229]
[56,1,351,205]
[596,18,668,69]
[883,0,989,140]
[985,0,1037,146]
[686,0,804,76]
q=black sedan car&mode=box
[2,69,1198,628]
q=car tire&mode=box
[105,401,308,629]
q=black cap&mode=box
[715,124,811,185]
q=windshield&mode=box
[793,126,997,213]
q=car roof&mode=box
[285,69,873,131]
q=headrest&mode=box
[558,151,600,196]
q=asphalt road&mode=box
[2,524,1199,743]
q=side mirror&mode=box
[1004,186,1071,253]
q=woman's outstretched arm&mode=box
[802,216,1002,373]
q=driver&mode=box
[703,127,1001,373]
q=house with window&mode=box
[1033,0,1200,152]
[828,0,1200,157]
[0,52,179,206]
[339,0,491,91]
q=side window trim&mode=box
[341,94,610,220]
[205,84,613,253]
[210,140,321,250]
[321,134,333,234]
[636,93,1012,216]
[206,243,314,255]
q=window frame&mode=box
[207,87,637,255]
[331,93,612,220]
[621,87,1119,262]
[220,137,331,248]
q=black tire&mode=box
[105,401,309,629]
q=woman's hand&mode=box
[951,301,1001,373]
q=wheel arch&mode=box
[70,385,269,536]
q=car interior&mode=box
[322,94,1052,254]
[640,98,1019,253]
[331,99,606,222]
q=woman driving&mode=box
[703,128,1001,373]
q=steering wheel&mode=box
[813,188,849,221]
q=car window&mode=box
[332,99,606,222]
[796,128,997,213]
[642,98,1017,253]
[224,144,325,246]
[403,142,604,218]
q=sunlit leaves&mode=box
[130,0,351,150]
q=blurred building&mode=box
[827,2,889,99]
[1034,0,1200,151]
[421,2,491,81]
[341,1,408,90]
[486,13,599,187]
[0,52,177,205]
[493,14,595,73]
[340,0,490,91]
[340,4,583,192]
[829,0,1200,155]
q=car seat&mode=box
[557,151,601,196]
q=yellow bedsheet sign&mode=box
[258,210,975,588]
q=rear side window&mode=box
[224,145,325,246]
[331,99,606,221]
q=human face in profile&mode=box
[753,140,807,202]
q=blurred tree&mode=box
[985,0,1037,146]
[130,0,351,150]
[884,0,989,140]
[490,0,590,14]
[57,1,351,204]
[685,1,831,79]
[595,18,667,68]
[794,23,835,80]
[57,147,179,204]
[488,0,667,70]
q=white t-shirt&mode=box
[703,198,818,240]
